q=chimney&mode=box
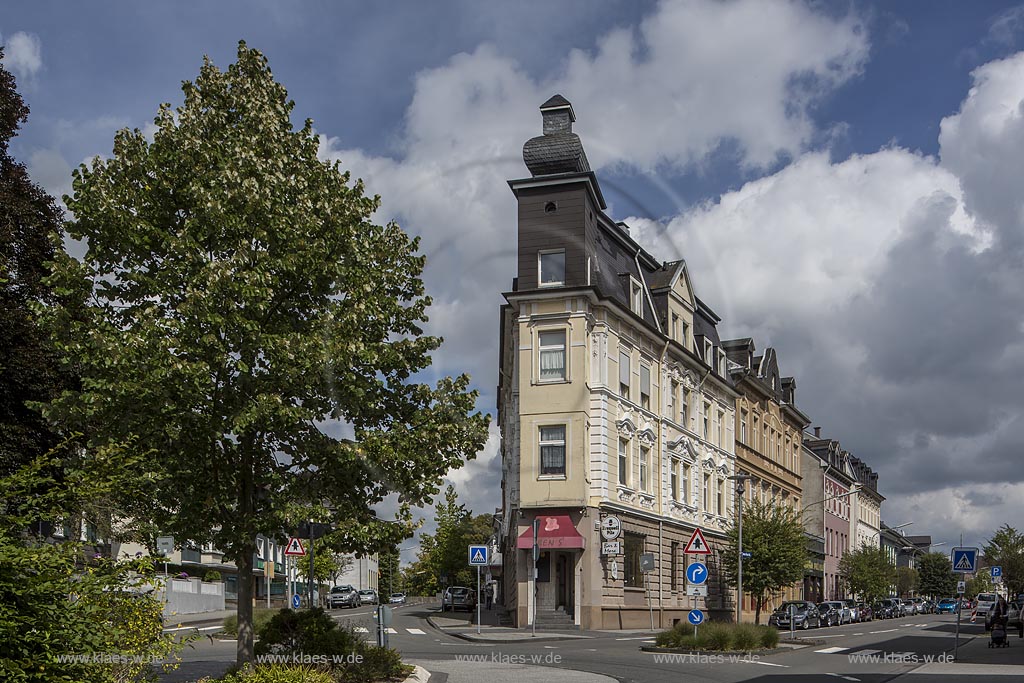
[814,426,821,438]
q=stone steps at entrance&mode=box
[534,608,579,630]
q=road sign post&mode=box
[469,545,488,635]
[950,547,978,662]
[688,608,704,637]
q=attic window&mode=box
[545,201,558,214]
[539,249,565,287]
[630,278,643,315]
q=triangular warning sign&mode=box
[954,553,973,571]
[284,537,306,556]
[471,548,486,563]
[684,528,712,555]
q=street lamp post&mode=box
[728,474,754,624]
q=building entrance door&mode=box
[555,552,574,617]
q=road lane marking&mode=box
[825,675,860,682]
[406,628,426,634]
[815,647,849,654]
[853,633,863,636]
[354,627,369,633]
[870,629,898,634]
[615,636,658,640]
[386,628,398,634]
[741,660,789,667]
[544,646,557,649]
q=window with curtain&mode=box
[619,349,630,398]
[618,438,629,486]
[640,364,651,410]
[539,425,566,476]
[539,329,566,381]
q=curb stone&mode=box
[425,615,590,643]
[402,665,431,683]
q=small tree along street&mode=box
[293,537,353,586]
[896,566,919,598]
[721,500,807,624]
[42,43,490,665]
[983,524,1024,597]
[917,552,956,599]
[839,544,896,603]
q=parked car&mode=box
[442,586,477,612]
[329,585,361,609]
[842,599,860,623]
[920,599,935,614]
[875,599,900,619]
[856,602,874,621]
[936,598,960,614]
[770,601,820,630]
[905,598,922,615]
[358,589,378,605]
[389,592,407,604]
[817,601,848,626]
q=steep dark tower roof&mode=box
[523,94,591,176]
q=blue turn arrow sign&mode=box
[686,562,708,585]
[688,609,705,625]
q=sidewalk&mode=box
[162,609,233,633]
[904,630,1024,677]
[426,606,591,643]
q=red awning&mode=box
[517,514,586,549]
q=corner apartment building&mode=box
[722,340,810,617]
[498,95,737,629]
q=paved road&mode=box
[159,606,1024,683]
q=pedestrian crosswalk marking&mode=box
[386,628,398,634]
[406,628,426,634]
[815,647,849,654]
[354,627,368,633]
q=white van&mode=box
[975,592,998,624]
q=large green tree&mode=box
[839,544,896,603]
[0,48,69,477]
[917,552,956,599]
[721,500,807,624]
[405,487,494,594]
[983,525,1024,597]
[896,566,919,598]
[42,43,489,664]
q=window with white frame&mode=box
[539,425,566,476]
[538,249,565,287]
[640,364,651,410]
[718,349,727,375]
[671,460,678,501]
[740,410,748,443]
[670,380,680,423]
[619,349,630,398]
[703,473,711,512]
[682,463,690,504]
[631,280,643,315]
[671,313,680,342]
[717,410,724,446]
[618,438,629,487]
[717,477,725,516]
[682,322,690,349]
[538,329,567,381]
[640,446,650,492]
[704,339,713,364]
[702,402,710,440]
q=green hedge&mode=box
[222,608,279,636]
[655,621,780,651]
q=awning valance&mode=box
[516,514,585,550]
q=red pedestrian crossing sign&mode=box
[684,528,712,555]
[284,537,306,556]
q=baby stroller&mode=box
[990,617,1009,648]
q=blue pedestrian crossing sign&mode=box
[688,610,705,625]
[686,562,708,585]
[292,594,301,609]
[468,545,488,566]
[951,547,979,573]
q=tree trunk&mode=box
[754,594,762,625]
[236,544,255,665]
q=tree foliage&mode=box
[965,573,994,599]
[983,524,1024,597]
[404,487,493,594]
[839,544,896,603]
[42,42,489,664]
[293,537,353,585]
[896,566,919,598]
[0,444,186,682]
[721,500,807,624]
[917,552,956,598]
[0,48,69,477]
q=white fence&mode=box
[158,577,225,616]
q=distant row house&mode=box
[497,96,901,629]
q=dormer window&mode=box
[704,339,713,364]
[630,279,643,315]
[539,249,565,287]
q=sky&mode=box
[4,0,1024,563]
